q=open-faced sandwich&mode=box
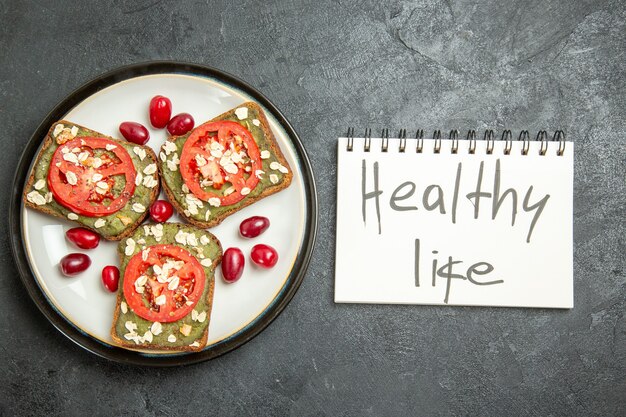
[23,121,160,240]
[111,223,222,352]
[158,102,293,228]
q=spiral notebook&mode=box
[335,129,574,308]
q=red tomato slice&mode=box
[179,121,261,206]
[48,137,137,217]
[123,244,206,323]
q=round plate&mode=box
[9,62,317,366]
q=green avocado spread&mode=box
[158,105,290,222]
[113,223,222,348]
[26,122,157,238]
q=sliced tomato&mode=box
[48,137,136,217]
[180,121,262,206]
[123,244,206,323]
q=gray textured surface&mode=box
[1,0,625,416]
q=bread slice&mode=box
[110,223,222,352]
[23,121,160,241]
[158,102,293,228]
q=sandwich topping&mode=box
[179,121,262,206]
[48,137,137,217]
[123,244,206,323]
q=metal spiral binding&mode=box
[346,127,354,151]
[433,130,442,154]
[345,128,566,155]
[502,130,512,155]
[518,130,530,155]
[537,130,549,155]
[381,128,389,152]
[398,129,407,152]
[554,130,566,156]
[484,130,495,154]
[450,129,459,154]
[467,130,477,154]
[415,129,424,153]
[364,128,372,152]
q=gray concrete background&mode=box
[1,0,624,416]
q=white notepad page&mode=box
[335,137,573,308]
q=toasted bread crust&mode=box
[22,121,160,241]
[161,102,293,228]
[110,224,222,352]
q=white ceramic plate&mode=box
[11,63,317,365]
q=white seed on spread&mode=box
[143,175,158,188]
[200,258,213,267]
[94,219,106,228]
[134,275,147,293]
[182,184,189,193]
[175,230,188,244]
[260,150,270,159]
[143,330,153,343]
[77,151,89,162]
[125,238,136,256]
[125,321,137,332]
[223,162,238,174]
[151,321,163,335]
[163,141,177,155]
[67,213,79,220]
[137,238,146,245]
[53,124,65,137]
[241,187,250,196]
[180,324,192,337]
[61,147,70,154]
[91,157,103,168]
[133,147,146,161]
[208,197,221,207]
[269,174,279,184]
[167,160,177,171]
[92,173,103,182]
[105,144,117,151]
[168,276,180,290]
[141,248,150,261]
[189,341,200,348]
[234,107,248,120]
[143,163,157,175]
[63,153,79,164]
[132,203,146,213]
[167,334,176,343]
[196,311,206,323]
[200,235,210,245]
[34,179,45,190]
[255,170,265,179]
[96,181,109,190]
[143,225,152,236]
[155,294,166,306]
[135,172,143,186]
[121,301,128,314]
[195,154,207,167]
[186,233,198,247]
[151,224,163,241]
[26,191,46,205]
[183,209,191,217]
[269,161,280,171]
[204,209,211,221]
[70,126,78,137]
[252,119,260,126]
[160,152,166,162]
[191,310,198,321]
[45,192,53,203]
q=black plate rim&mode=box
[9,61,318,367]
